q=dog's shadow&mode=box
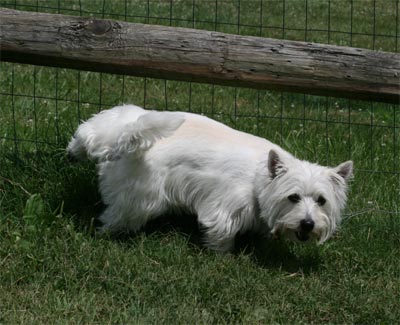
[62,162,321,274]
[61,160,105,230]
[235,234,322,274]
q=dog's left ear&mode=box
[268,149,284,179]
[334,160,353,183]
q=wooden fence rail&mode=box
[0,8,399,103]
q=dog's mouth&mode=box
[295,231,310,242]
[272,227,315,242]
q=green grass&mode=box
[1,0,399,323]
[1,192,399,323]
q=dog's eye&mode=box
[317,196,326,206]
[288,194,301,203]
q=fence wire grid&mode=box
[0,0,399,217]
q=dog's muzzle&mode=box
[295,218,315,241]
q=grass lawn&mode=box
[0,0,399,323]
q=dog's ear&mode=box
[268,149,283,179]
[334,160,353,183]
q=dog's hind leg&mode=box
[66,134,88,161]
[97,177,169,235]
[98,204,150,235]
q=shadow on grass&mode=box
[235,234,322,274]
[60,160,104,231]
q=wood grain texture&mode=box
[1,8,399,103]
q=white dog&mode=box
[67,104,353,252]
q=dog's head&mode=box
[257,150,353,244]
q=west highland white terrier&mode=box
[67,104,353,252]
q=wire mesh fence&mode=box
[0,0,399,217]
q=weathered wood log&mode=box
[0,8,399,104]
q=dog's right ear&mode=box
[268,149,283,179]
[334,160,353,184]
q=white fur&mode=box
[67,104,353,252]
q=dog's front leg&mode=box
[203,231,236,253]
[198,210,240,253]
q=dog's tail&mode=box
[111,110,185,160]
[67,105,185,162]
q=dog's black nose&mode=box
[300,219,315,233]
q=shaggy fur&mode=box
[67,104,353,252]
